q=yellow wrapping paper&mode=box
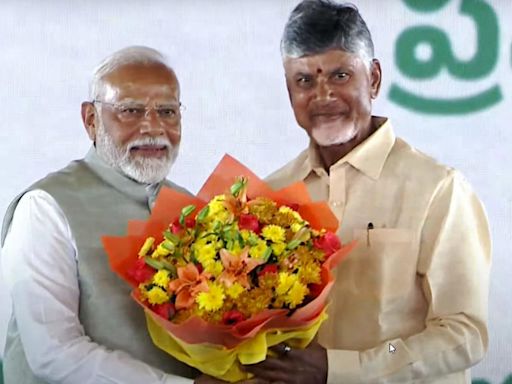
[145,310,327,382]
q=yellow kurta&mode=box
[266,119,491,383]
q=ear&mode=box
[81,102,98,143]
[369,59,382,99]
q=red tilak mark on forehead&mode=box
[316,68,323,74]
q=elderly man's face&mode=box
[284,49,381,147]
[82,62,181,184]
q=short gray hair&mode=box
[281,0,374,65]
[89,46,171,100]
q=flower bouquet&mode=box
[102,155,355,382]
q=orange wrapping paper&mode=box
[102,154,355,381]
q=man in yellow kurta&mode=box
[245,1,491,383]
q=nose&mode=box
[314,79,335,101]
[138,109,165,136]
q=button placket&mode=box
[329,166,346,214]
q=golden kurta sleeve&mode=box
[326,170,491,383]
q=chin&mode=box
[311,124,357,147]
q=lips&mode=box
[311,112,344,123]
[131,145,167,151]
[130,145,168,157]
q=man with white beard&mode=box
[1,46,199,384]
[244,1,491,383]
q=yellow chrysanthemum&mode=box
[196,283,225,312]
[236,287,273,317]
[276,272,298,296]
[138,283,148,299]
[204,260,224,277]
[240,230,252,241]
[226,282,245,299]
[261,225,286,243]
[271,242,287,256]
[152,270,171,287]
[249,239,269,259]
[286,281,309,309]
[278,206,303,222]
[205,195,229,223]
[229,242,244,256]
[146,286,169,305]
[298,262,321,285]
[195,243,217,267]
[151,243,171,258]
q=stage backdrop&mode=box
[0,1,510,382]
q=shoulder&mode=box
[389,137,457,186]
[164,180,193,196]
[265,149,310,190]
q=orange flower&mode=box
[219,248,264,289]
[168,264,210,310]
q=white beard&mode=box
[312,121,357,147]
[95,122,179,184]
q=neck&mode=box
[316,116,383,171]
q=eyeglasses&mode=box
[92,100,184,124]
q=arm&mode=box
[1,190,193,384]
[326,170,491,383]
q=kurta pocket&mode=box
[342,228,417,299]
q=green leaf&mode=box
[163,230,180,244]
[144,256,164,270]
[161,240,175,252]
[181,204,196,217]
[236,232,245,247]
[197,205,210,222]
[248,234,259,246]
[262,246,272,262]
[287,239,302,250]
[160,260,177,277]
[230,180,244,196]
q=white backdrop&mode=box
[0,1,510,382]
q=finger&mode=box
[269,342,292,357]
[244,361,289,383]
[237,378,270,384]
[245,356,290,372]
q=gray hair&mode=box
[281,0,374,66]
[89,46,171,100]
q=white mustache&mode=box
[127,137,172,151]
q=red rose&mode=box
[222,310,246,325]
[185,217,196,228]
[170,219,182,234]
[258,264,278,277]
[152,302,176,320]
[313,232,341,257]
[171,217,196,233]
[238,214,260,233]
[127,258,156,284]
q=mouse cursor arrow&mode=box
[388,343,396,353]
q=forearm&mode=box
[327,313,487,383]
[12,281,193,384]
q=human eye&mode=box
[332,71,349,82]
[118,105,145,116]
[296,75,313,88]
[157,106,178,118]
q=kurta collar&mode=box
[304,117,395,180]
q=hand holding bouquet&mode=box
[103,155,355,382]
